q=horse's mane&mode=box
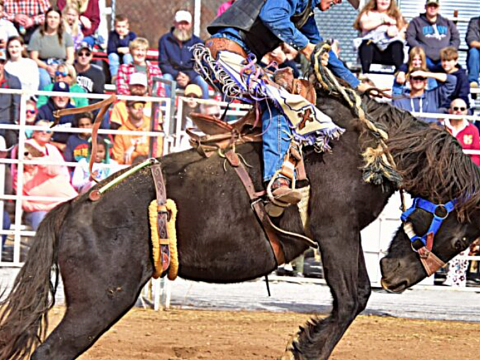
[361,97,480,221]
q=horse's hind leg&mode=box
[32,235,152,360]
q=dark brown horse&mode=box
[1,89,480,360]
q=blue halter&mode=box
[400,197,457,248]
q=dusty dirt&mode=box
[45,307,480,360]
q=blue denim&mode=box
[24,211,48,231]
[262,104,291,182]
[108,52,133,77]
[467,48,480,84]
[38,68,52,90]
[162,73,211,99]
[426,57,441,71]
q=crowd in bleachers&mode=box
[2,0,480,279]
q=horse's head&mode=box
[380,197,480,293]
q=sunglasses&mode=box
[36,130,52,134]
[78,51,91,57]
[55,70,69,77]
[411,76,426,81]
[452,106,467,112]
[26,109,37,115]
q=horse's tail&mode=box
[0,200,71,360]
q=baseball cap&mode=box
[126,100,147,108]
[175,10,192,24]
[76,41,93,53]
[0,49,6,61]
[184,84,202,98]
[425,0,440,5]
[52,81,70,93]
[129,72,148,87]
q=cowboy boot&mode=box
[270,177,302,205]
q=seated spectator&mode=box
[62,3,83,48]
[36,81,76,150]
[217,0,236,17]
[72,136,120,193]
[182,84,202,128]
[64,111,93,164]
[0,0,19,47]
[107,14,135,81]
[200,103,222,119]
[37,62,88,108]
[74,41,105,103]
[13,120,77,230]
[112,100,153,165]
[406,0,460,71]
[111,72,151,130]
[444,98,480,165]
[5,36,39,92]
[57,0,100,44]
[0,48,21,148]
[116,37,165,96]
[353,0,406,73]
[439,47,469,110]
[392,46,428,95]
[392,67,457,121]
[3,0,50,43]
[158,10,208,99]
[29,7,75,90]
[24,99,38,138]
[466,15,480,89]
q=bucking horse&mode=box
[1,49,480,360]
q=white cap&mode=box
[175,10,192,24]
[129,72,148,87]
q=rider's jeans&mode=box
[262,104,292,182]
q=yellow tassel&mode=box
[165,199,179,281]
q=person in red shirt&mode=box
[444,98,480,165]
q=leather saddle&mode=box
[187,67,316,157]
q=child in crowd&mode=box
[72,136,120,193]
[64,112,93,164]
[25,100,38,138]
[107,14,136,81]
[393,46,429,95]
[63,4,84,49]
[439,47,470,110]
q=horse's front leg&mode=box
[282,228,371,360]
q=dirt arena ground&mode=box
[47,306,480,360]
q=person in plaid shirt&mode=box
[2,0,50,43]
[116,37,165,97]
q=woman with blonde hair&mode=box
[116,37,165,96]
[36,62,89,107]
[353,0,407,73]
[57,0,100,39]
[62,4,84,48]
[5,36,40,92]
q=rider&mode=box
[201,0,364,208]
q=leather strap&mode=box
[151,163,168,240]
[205,37,248,59]
[418,246,445,277]
[225,150,286,265]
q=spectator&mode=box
[406,0,460,71]
[444,98,480,165]
[29,7,75,90]
[158,10,209,99]
[116,37,165,96]
[13,120,77,230]
[182,83,202,129]
[200,103,222,118]
[392,46,428,95]
[3,0,50,43]
[217,0,236,17]
[57,0,100,40]
[466,15,480,89]
[5,36,39,92]
[110,72,151,130]
[72,136,120,193]
[0,48,21,148]
[24,99,37,138]
[37,62,88,108]
[64,111,93,164]
[112,100,152,165]
[36,81,76,149]
[0,0,19,47]
[353,0,407,73]
[392,67,457,121]
[75,41,105,103]
[107,14,135,81]
[439,46,469,110]
[62,3,83,49]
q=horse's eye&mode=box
[454,237,468,251]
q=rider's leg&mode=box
[262,104,301,205]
